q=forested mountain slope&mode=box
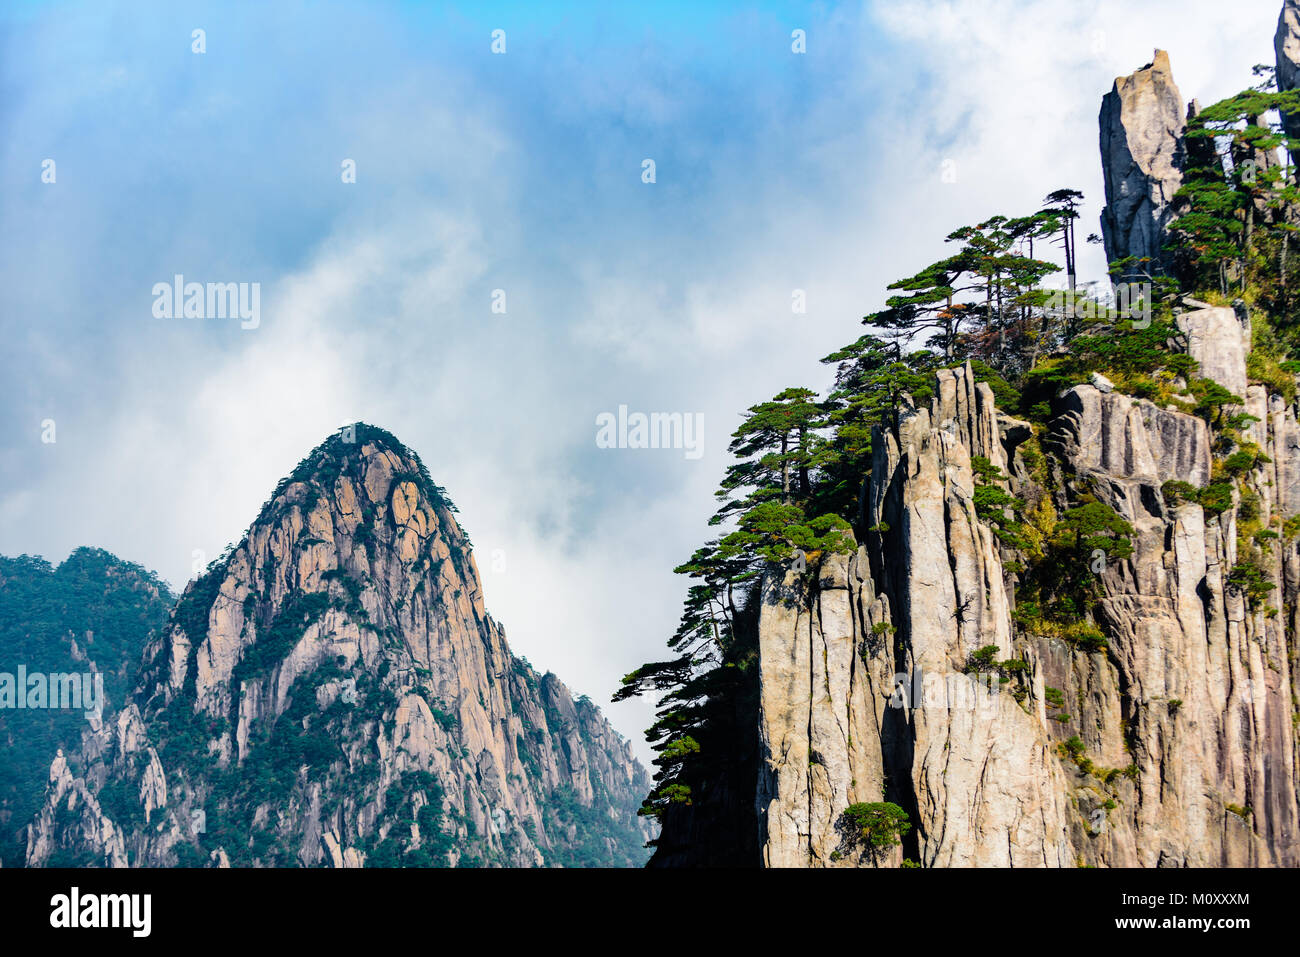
[0,548,173,867]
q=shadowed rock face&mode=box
[26,426,652,868]
[1099,50,1186,277]
[1277,1,1300,163]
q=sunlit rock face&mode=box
[27,425,652,868]
[656,362,1300,868]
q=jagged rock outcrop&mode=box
[1277,0,1300,164]
[755,550,885,867]
[645,12,1300,871]
[1041,323,1300,863]
[656,354,1300,867]
[1100,50,1186,276]
[755,368,1076,867]
[26,426,651,867]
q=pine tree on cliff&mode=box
[1170,81,1300,301]
[1042,188,1084,292]
[709,389,853,573]
[865,253,977,361]
[866,215,1058,367]
[813,334,939,518]
[713,387,827,520]
[953,216,1061,375]
[616,390,853,826]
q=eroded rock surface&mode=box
[27,427,651,868]
[756,366,1074,867]
[660,361,1300,867]
[1099,50,1186,275]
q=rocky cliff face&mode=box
[750,365,1077,867]
[654,312,1300,866]
[1277,0,1300,164]
[26,426,651,867]
[1099,50,1187,276]
[1041,331,1300,866]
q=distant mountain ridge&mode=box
[23,424,651,867]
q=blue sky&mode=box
[0,0,1284,761]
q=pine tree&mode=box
[814,335,939,518]
[1170,83,1300,299]
[1042,188,1084,292]
[615,390,853,824]
[714,387,827,519]
[866,215,1059,370]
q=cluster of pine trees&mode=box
[616,68,1300,836]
